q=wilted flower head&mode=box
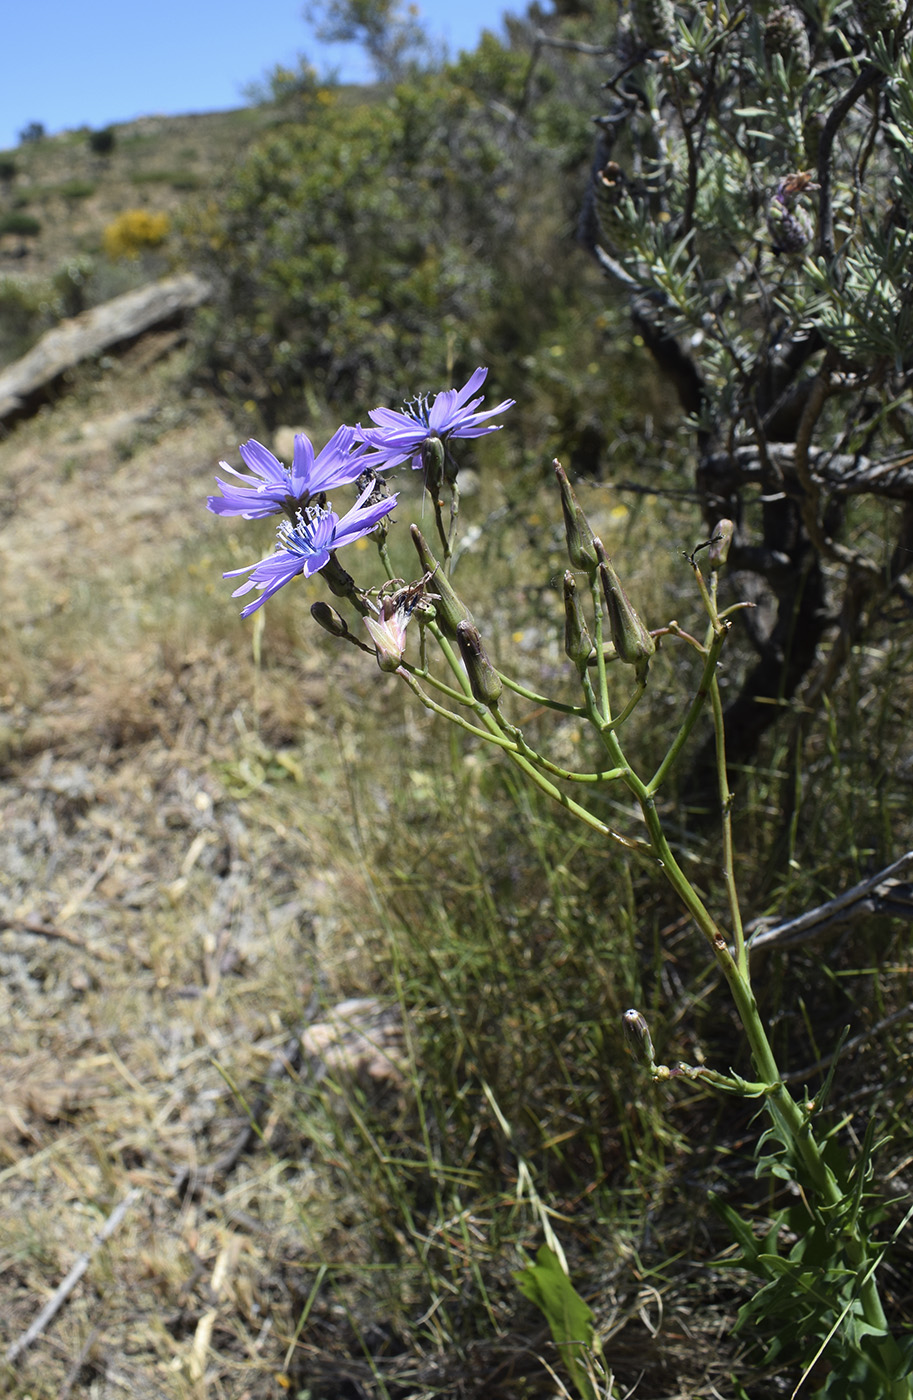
[364,600,410,672]
[359,367,515,472]
[224,484,397,617]
[364,577,436,671]
[208,426,369,520]
[767,172,817,256]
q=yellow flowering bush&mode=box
[102,209,170,260]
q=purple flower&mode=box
[358,367,515,471]
[224,484,398,617]
[208,426,369,519]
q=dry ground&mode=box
[0,341,408,1398]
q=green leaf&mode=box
[515,1245,602,1400]
[709,1190,764,1269]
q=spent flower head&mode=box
[365,601,410,672]
[208,426,370,520]
[359,367,515,472]
[223,483,397,617]
[364,575,437,671]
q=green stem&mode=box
[647,621,728,795]
[708,653,747,978]
[498,670,586,716]
[614,734,902,1377]
[420,586,905,1386]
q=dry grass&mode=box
[0,343,400,1398]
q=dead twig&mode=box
[746,850,913,952]
[0,915,111,958]
[5,1189,140,1365]
[172,1011,316,1200]
[56,1325,100,1400]
[783,1006,913,1086]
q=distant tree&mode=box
[88,127,116,156]
[305,0,441,81]
[18,121,46,145]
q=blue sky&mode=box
[1,0,516,152]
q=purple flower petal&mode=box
[224,485,398,617]
[358,367,515,471]
[207,427,372,520]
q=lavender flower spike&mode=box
[224,483,397,617]
[208,425,369,520]
[359,367,515,471]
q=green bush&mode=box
[0,279,42,363]
[129,167,200,188]
[0,210,41,236]
[52,256,95,317]
[59,179,95,200]
[88,126,116,156]
[183,62,614,434]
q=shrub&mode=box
[183,66,602,428]
[88,127,116,156]
[52,256,95,317]
[0,211,41,236]
[60,179,95,200]
[0,278,42,363]
[578,5,913,791]
[102,209,170,260]
[0,157,17,182]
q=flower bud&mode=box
[410,525,474,638]
[632,0,675,48]
[456,620,503,706]
[310,601,350,637]
[596,543,655,682]
[623,1008,656,1063]
[420,434,446,497]
[767,174,816,256]
[763,6,811,82]
[708,519,735,572]
[855,0,903,29]
[767,196,813,255]
[563,571,593,668]
[555,462,599,578]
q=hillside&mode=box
[0,108,272,284]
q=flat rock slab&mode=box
[0,272,210,425]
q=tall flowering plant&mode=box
[209,369,911,1400]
